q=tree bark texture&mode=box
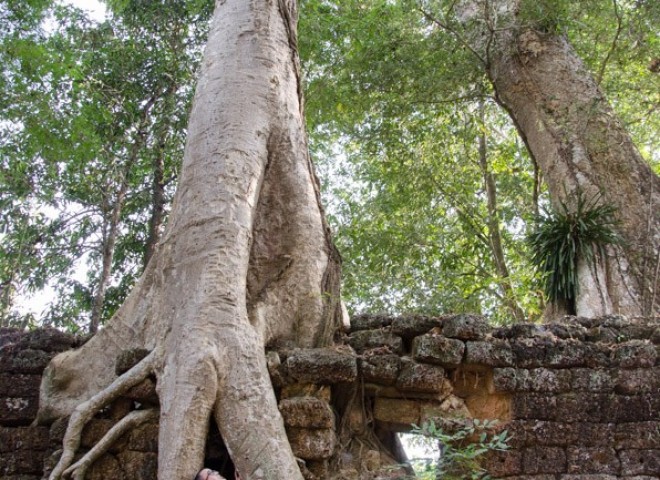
[38,1,342,479]
[459,0,660,316]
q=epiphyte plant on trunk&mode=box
[528,191,621,316]
[37,1,342,479]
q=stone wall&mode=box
[1,315,658,479]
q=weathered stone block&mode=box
[373,398,420,429]
[396,360,447,393]
[0,426,49,453]
[123,377,158,403]
[614,422,660,449]
[614,367,660,395]
[412,335,465,368]
[619,449,660,476]
[81,419,116,449]
[18,328,77,353]
[286,348,357,384]
[0,348,52,374]
[280,384,331,401]
[420,396,471,424]
[558,475,617,480]
[0,448,44,475]
[567,447,620,474]
[360,354,400,385]
[611,341,657,368]
[86,453,125,480]
[574,423,615,447]
[115,348,151,376]
[450,367,494,397]
[511,338,587,368]
[526,421,578,446]
[390,315,443,338]
[442,314,490,340]
[493,368,571,393]
[117,451,157,479]
[279,397,334,429]
[349,314,392,331]
[0,397,38,426]
[556,394,614,423]
[347,330,402,354]
[287,428,336,460]
[522,446,567,474]
[0,374,41,397]
[512,394,558,420]
[465,340,514,367]
[571,369,616,392]
[544,323,588,340]
[128,421,159,452]
[482,449,523,477]
[613,395,656,422]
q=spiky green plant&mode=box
[528,192,621,311]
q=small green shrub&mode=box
[527,192,620,312]
[407,418,510,480]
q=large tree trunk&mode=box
[38,1,342,479]
[457,0,660,316]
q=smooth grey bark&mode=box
[456,0,660,316]
[39,1,342,479]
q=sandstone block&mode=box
[493,368,571,393]
[128,421,159,452]
[522,446,567,474]
[117,451,158,479]
[373,398,420,428]
[614,422,660,449]
[18,328,77,352]
[465,340,514,367]
[0,348,52,374]
[482,449,523,477]
[0,449,44,475]
[279,397,334,429]
[0,374,41,397]
[511,338,587,368]
[86,453,125,480]
[556,393,614,423]
[81,419,117,449]
[567,447,620,474]
[286,348,357,384]
[450,367,494,397]
[360,354,400,385]
[442,314,490,340]
[571,369,616,392]
[412,335,464,368]
[280,384,331,401]
[559,475,617,479]
[512,394,558,421]
[0,426,49,453]
[123,377,158,403]
[347,330,402,354]
[574,423,615,447]
[614,367,660,395]
[619,450,660,476]
[287,428,336,460]
[612,341,657,368]
[421,395,471,423]
[613,395,656,422]
[349,314,392,331]
[0,397,38,426]
[390,315,443,338]
[526,421,578,447]
[115,349,151,376]
[396,360,447,393]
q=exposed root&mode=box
[63,408,158,480]
[49,349,158,480]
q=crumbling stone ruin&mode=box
[1,314,658,479]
